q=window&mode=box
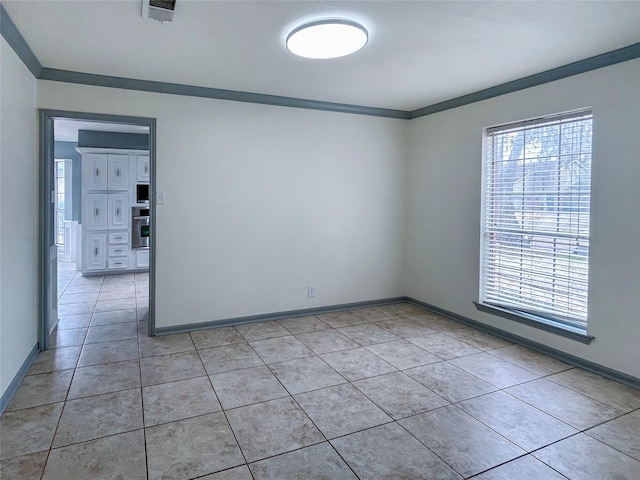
[479,110,593,336]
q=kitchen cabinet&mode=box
[107,194,129,230]
[78,147,149,275]
[136,250,150,268]
[83,154,108,190]
[137,156,150,182]
[84,234,106,271]
[84,194,108,231]
[107,155,129,190]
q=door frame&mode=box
[39,109,157,350]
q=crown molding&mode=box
[0,2,41,77]
[1,3,639,119]
[37,67,411,119]
[410,42,640,119]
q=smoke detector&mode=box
[142,0,176,23]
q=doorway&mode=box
[39,110,157,351]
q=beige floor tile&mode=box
[139,333,195,357]
[250,335,314,364]
[146,413,244,480]
[53,389,143,447]
[56,313,92,330]
[506,378,623,430]
[331,422,460,480]
[0,403,63,459]
[140,350,206,386]
[143,377,221,426]
[471,455,567,479]
[407,332,481,359]
[0,451,48,480]
[90,308,137,326]
[190,326,245,349]
[488,344,572,376]
[365,340,441,370]
[457,391,577,451]
[210,365,288,409]
[534,433,640,480]
[337,323,401,346]
[320,347,397,381]
[278,315,330,334]
[236,321,290,341]
[400,405,525,478]
[43,430,146,480]
[48,327,87,348]
[315,310,368,328]
[449,352,540,389]
[85,322,138,344]
[295,329,359,355]
[587,413,640,461]
[410,312,467,332]
[198,343,263,375]
[352,306,400,322]
[268,355,346,395]
[59,291,99,304]
[28,346,81,375]
[78,338,139,367]
[6,370,73,411]
[375,317,437,338]
[548,368,640,412]
[445,328,513,350]
[405,361,497,403]
[250,443,357,479]
[384,303,429,317]
[68,359,140,399]
[353,372,449,419]
[199,465,253,480]
[295,383,392,438]
[94,298,137,313]
[58,301,95,316]
[226,397,324,463]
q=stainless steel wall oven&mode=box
[132,207,150,249]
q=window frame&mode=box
[476,109,594,343]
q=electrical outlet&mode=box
[307,286,316,298]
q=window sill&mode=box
[473,302,594,344]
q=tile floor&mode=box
[1,277,639,479]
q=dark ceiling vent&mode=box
[142,0,176,23]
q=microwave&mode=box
[136,183,150,204]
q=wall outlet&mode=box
[307,286,316,298]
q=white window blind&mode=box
[480,110,592,331]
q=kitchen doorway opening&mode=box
[39,110,157,351]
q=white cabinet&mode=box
[78,147,149,275]
[137,156,150,182]
[107,155,129,190]
[83,154,108,190]
[107,194,129,230]
[108,257,129,270]
[84,234,106,271]
[84,194,107,231]
[108,232,129,244]
[136,250,150,268]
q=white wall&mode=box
[0,37,39,397]
[37,82,408,328]
[405,59,640,377]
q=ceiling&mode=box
[4,1,639,111]
[54,119,149,142]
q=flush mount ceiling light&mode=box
[286,19,368,59]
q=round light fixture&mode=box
[286,19,368,59]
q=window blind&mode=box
[480,110,592,330]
